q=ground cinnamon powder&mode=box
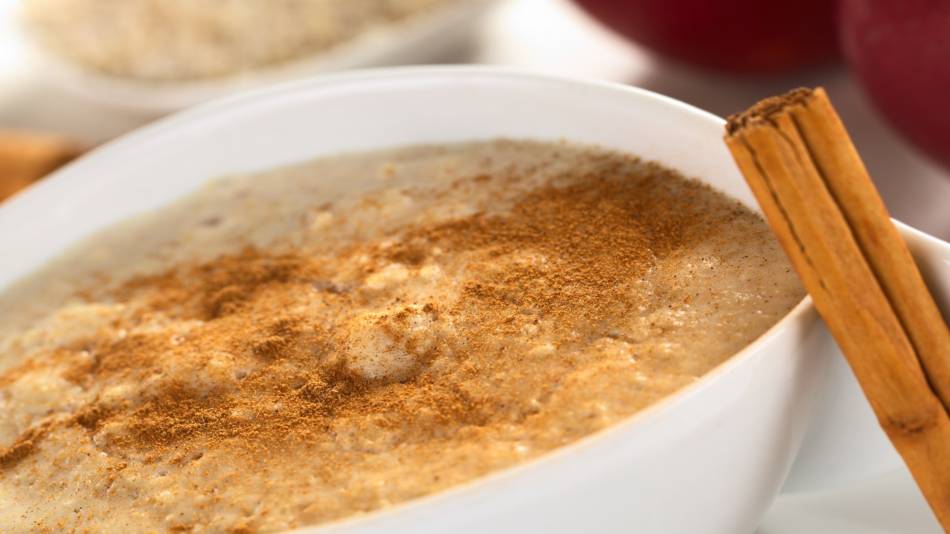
[20,172,704,458]
[0,141,801,532]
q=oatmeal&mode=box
[23,0,451,81]
[0,141,803,532]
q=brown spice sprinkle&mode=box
[7,173,704,458]
[0,141,802,532]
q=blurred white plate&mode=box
[15,0,496,114]
[760,469,941,534]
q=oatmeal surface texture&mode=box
[0,140,803,532]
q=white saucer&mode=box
[759,470,941,533]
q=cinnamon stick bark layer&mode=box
[0,131,85,202]
[725,88,950,530]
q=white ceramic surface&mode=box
[760,469,942,534]
[1,68,947,533]
[15,0,495,114]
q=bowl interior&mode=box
[0,66,840,534]
[0,67,751,290]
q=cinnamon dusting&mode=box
[0,140,803,532]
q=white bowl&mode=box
[16,0,496,114]
[1,67,947,533]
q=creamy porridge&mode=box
[23,0,451,81]
[0,140,803,532]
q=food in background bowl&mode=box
[17,1,493,113]
[0,139,803,532]
[22,0,453,81]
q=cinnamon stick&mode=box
[725,88,950,529]
[0,131,85,202]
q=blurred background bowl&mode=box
[15,0,496,114]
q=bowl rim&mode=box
[0,65,876,532]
